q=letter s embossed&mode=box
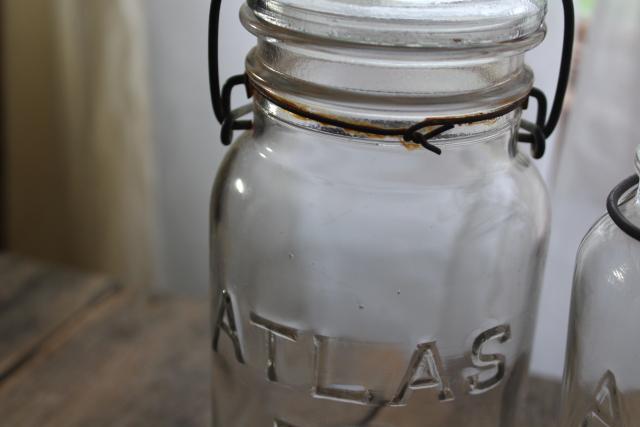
[466,324,511,394]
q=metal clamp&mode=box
[208,1,252,146]
[209,0,575,158]
[517,0,575,159]
[607,175,640,241]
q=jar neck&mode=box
[242,6,542,138]
[255,94,522,155]
[251,101,525,189]
[252,96,530,175]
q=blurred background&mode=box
[0,0,636,381]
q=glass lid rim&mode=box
[244,0,548,48]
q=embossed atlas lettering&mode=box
[212,293,512,407]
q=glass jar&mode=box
[560,148,640,427]
[211,1,552,425]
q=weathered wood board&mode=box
[0,254,118,381]
[0,255,559,426]
[0,294,211,427]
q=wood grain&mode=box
[520,376,561,427]
[0,254,118,381]
[0,296,560,426]
[0,294,211,427]
[0,255,560,426]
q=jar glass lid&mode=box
[246,0,547,48]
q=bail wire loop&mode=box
[607,175,640,241]
[209,0,575,159]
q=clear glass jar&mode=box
[211,1,551,425]
[560,148,640,427]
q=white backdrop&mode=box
[532,0,640,378]
[145,0,254,294]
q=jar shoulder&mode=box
[211,131,551,276]
[574,205,640,296]
[217,124,549,203]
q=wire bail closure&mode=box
[607,175,640,241]
[209,0,575,158]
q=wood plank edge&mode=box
[0,279,123,385]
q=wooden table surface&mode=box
[0,254,560,426]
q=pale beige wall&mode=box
[3,0,155,288]
[4,0,73,264]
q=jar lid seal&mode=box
[246,0,547,48]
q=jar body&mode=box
[560,196,640,427]
[210,102,550,426]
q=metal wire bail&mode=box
[208,0,576,158]
[607,175,640,241]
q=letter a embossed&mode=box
[392,341,454,405]
[212,289,244,363]
[583,371,623,427]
